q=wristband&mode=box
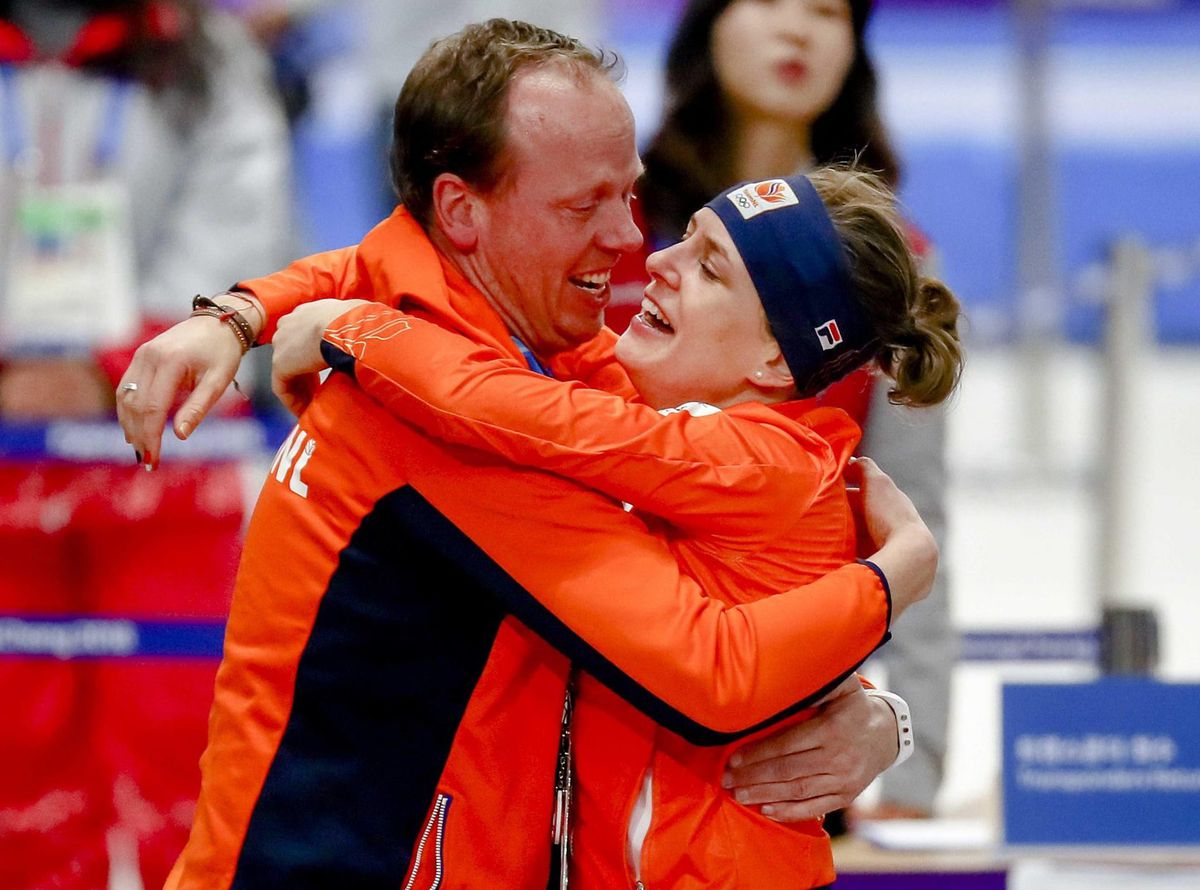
[191,294,259,353]
[865,689,914,769]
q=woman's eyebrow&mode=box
[701,232,733,270]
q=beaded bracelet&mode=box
[191,294,259,353]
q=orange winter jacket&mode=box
[313,300,869,889]
[166,207,891,890]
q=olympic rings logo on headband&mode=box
[726,179,800,220]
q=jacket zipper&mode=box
[403,792,453,890]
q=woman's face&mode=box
[615,208,782,410]
[711,0,855,126]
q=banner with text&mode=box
[1003,679,1200,845]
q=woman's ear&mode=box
[430,173,480,251]
[749,347,794,394]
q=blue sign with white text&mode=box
[1003,679,1200,845]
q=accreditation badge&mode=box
[1,176,138,354]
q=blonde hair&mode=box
[808,166,963,407]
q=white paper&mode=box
[856,817,998,851]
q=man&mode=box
[119,20,934,889]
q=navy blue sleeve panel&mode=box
[322,339,357,378]
[233,487,508,888]
[395,486,887,747]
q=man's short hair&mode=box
[391,18,619,228]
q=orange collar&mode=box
[356,207,533,365]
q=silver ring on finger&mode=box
[120,382,139,393]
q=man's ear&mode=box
[749,347,794,394]
[430,173,481,251]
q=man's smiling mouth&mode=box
[570,270,611,292]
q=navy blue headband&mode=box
[704,175,877,395]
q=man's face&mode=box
[470,66,644,355]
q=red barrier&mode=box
[0,462,243,889]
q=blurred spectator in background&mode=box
[609,0,958,823]
[0,0,291,412]
[211,0,328,123]
[0,0,289,886]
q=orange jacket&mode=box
[167,208,891,889]
[313,300,868,888]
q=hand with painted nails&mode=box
[117,311,251,469]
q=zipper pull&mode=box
[552,785,567,844]
[551,678,575,888]
[558,806,571,890]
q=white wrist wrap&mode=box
[865,689,914,768]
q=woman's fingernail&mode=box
[761,805,776,818]
[734,790,749,804]
[721,772,733,789]
[178,421,192,438]
[729,753,743,768]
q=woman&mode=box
[271,166,962,889]
[640,0,893,247]
[607,0,955,821]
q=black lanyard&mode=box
[511,334,577,890]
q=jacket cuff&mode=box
[857,558,893,635]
